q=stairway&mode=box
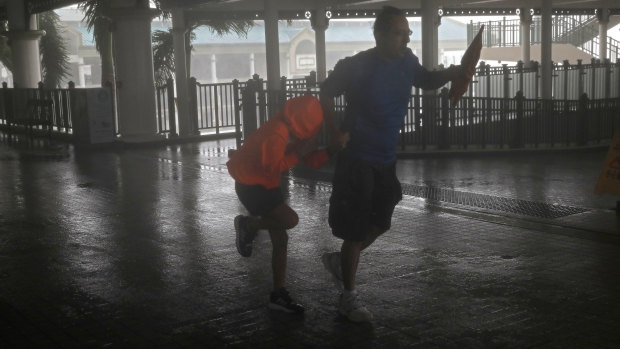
[469,15,620,62]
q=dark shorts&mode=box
[235,182,285,217]
[328,155,402,242]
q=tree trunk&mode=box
[99,27,115,86]
[185,31,191,79]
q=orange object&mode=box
[227,95,329,189]
[595,130,620,196]
[449,25,484,105]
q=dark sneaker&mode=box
[234,215,256,257]
[269,288,305,314]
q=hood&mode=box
[282,95,323,139]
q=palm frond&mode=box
[39,11,70,88]
[0,20,12,73]
[194,19,254,38]
[152,29,175,86]
[78,0,113,55]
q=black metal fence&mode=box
[472,59,620,100]
[237,82,620,151]
[0,82,74,136]
[156,78,176,135]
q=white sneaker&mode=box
[339,292,373,322]
[321,252,343,290]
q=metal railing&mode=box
[155,73,319,140]
[468,15,620,62]
[155,78,176,136]
[0,82,74,136]
[471,59,620,100]
[239,84,620,151]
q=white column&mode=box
[211,54,218,83]
[110,6,161,142]
[285,53,291,77]
[171,8,192,137]
[264,0,281,90]
[250,53,255,76]
[5,0,43,87]
[540,0,553,99]
[421,0,440,70]
[598,8,610,61]
[520,8,532,65]
[311,4,329,82]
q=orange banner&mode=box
[595,130,620,196]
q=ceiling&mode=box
[183,0,620,12]
[0,0,616,18]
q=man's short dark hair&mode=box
[373,6,405,35]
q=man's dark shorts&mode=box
[235,182,284,217]
[328,155,402,242]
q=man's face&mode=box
[377,15,411,59]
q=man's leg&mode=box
[361,225,386,252]
[341,240,363,291]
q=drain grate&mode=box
[286,177,587,219]
[400,183,588,219]
[188,158,589,220]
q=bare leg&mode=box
[247,204,298,231]
[269,229,288,290]
[340,226,386,292]
[361,225,386,251]
[245,204,298,291]
[341,240,363,291]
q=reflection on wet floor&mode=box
[1,135,619,347]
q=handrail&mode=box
[469,15,620,61]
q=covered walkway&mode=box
[1,136,619,347]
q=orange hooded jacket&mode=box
[226,95,330,189]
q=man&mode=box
[319,6,474,322]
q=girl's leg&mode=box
[262,204,298,290]
[247,203,298,232]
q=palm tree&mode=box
[78,0,114,87]
[0,21,11,75]
[0,12,70,88]
[39,11,71,88]
[152,14,253,86]
[80,0,254,87]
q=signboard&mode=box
[85,88,115,144]
[594,130,620,196]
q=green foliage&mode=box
[152,29,174,86]
[152,14,253,84]
[39,11,71,88]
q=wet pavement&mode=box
[1,135,619,348]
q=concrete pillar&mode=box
[264,0,281,91]
[520,8,533,65]
[250,53,255,76]
[540,0,553,99]
[421,0,440,70]
[171,8,193,137]
[109,5,161,141]
[285,53,291,77]
[598,8,610,61]
[5,0,44,87]
[311,4,329,82]
[211,54,218,83]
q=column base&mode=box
[119,133,166,144]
